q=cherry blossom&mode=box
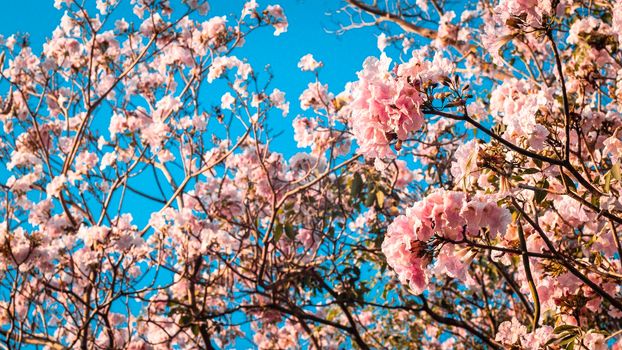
[297,53,322,71]
[348,54,425,159]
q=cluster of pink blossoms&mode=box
[493,0,558,28]
[489,78,553,150]
[495,318,555,349]
[348,54,425,159]
[381,190,510,294]
[348,50,454,159]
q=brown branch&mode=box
[344,0,512,80]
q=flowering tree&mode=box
[0,0,622,349]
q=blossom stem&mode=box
[547,31,571,162]
[425,109,606,196]
[490,259,534,316]
[609,220,622,269]
[516,220,540,331]
[513,198,622,311]
[419,296,502,349]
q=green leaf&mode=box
[558,334,576,346]
[535,179,550,204]
[273,222,284,242]
[375,191,385,208]
[534,158,543,168]
[591,194,600,207]
[351,172,363,198]
[561,173,577,192]
[534,188,547,204]
[364,191,376,207]
[612,163,621,181]
[554,325,579,334]
[179,315,192,327]
[604,171,612,194]
[285,223,296,240]
[326,308,338,321]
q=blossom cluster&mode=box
[347,54,425,159]
[347,50,454,160]
[381,190,510,294]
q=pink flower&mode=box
[46,175,68,198]
[74,151,98,175]
[292,117,317,148]
[77,225,109,248]
[521,326,553,349]
[269,88,289,116]
[202,16,227,44]
[100,152,116,170]
[242,0,259,19]
[553,196,590,225]
[460,195,511,237]
[265,5,288,36]
[358,311,373,326]
[382,216,430,294]
[6,227,32,264]
[96,0,118,15]
[382,189,510,294]
[299,82,332,111]
[54,0,71,9]
[297,54,322,72]
[494,0,553,28]
[495,318,527,345]
[567,17,611,45]
[603,134,622,164]
[451,140,479,188]
[393,159,415,189]
[434,243,472,281]
[377,33,388,51]
[583,332,607,350]
[489,79,551,150]
[221,92,235,110]
[141,121,170,151]
[115,19,129,32]
[382,202,432,294]
[435,11,458,46]
[207,56,252,83]
[348,54,425,159]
